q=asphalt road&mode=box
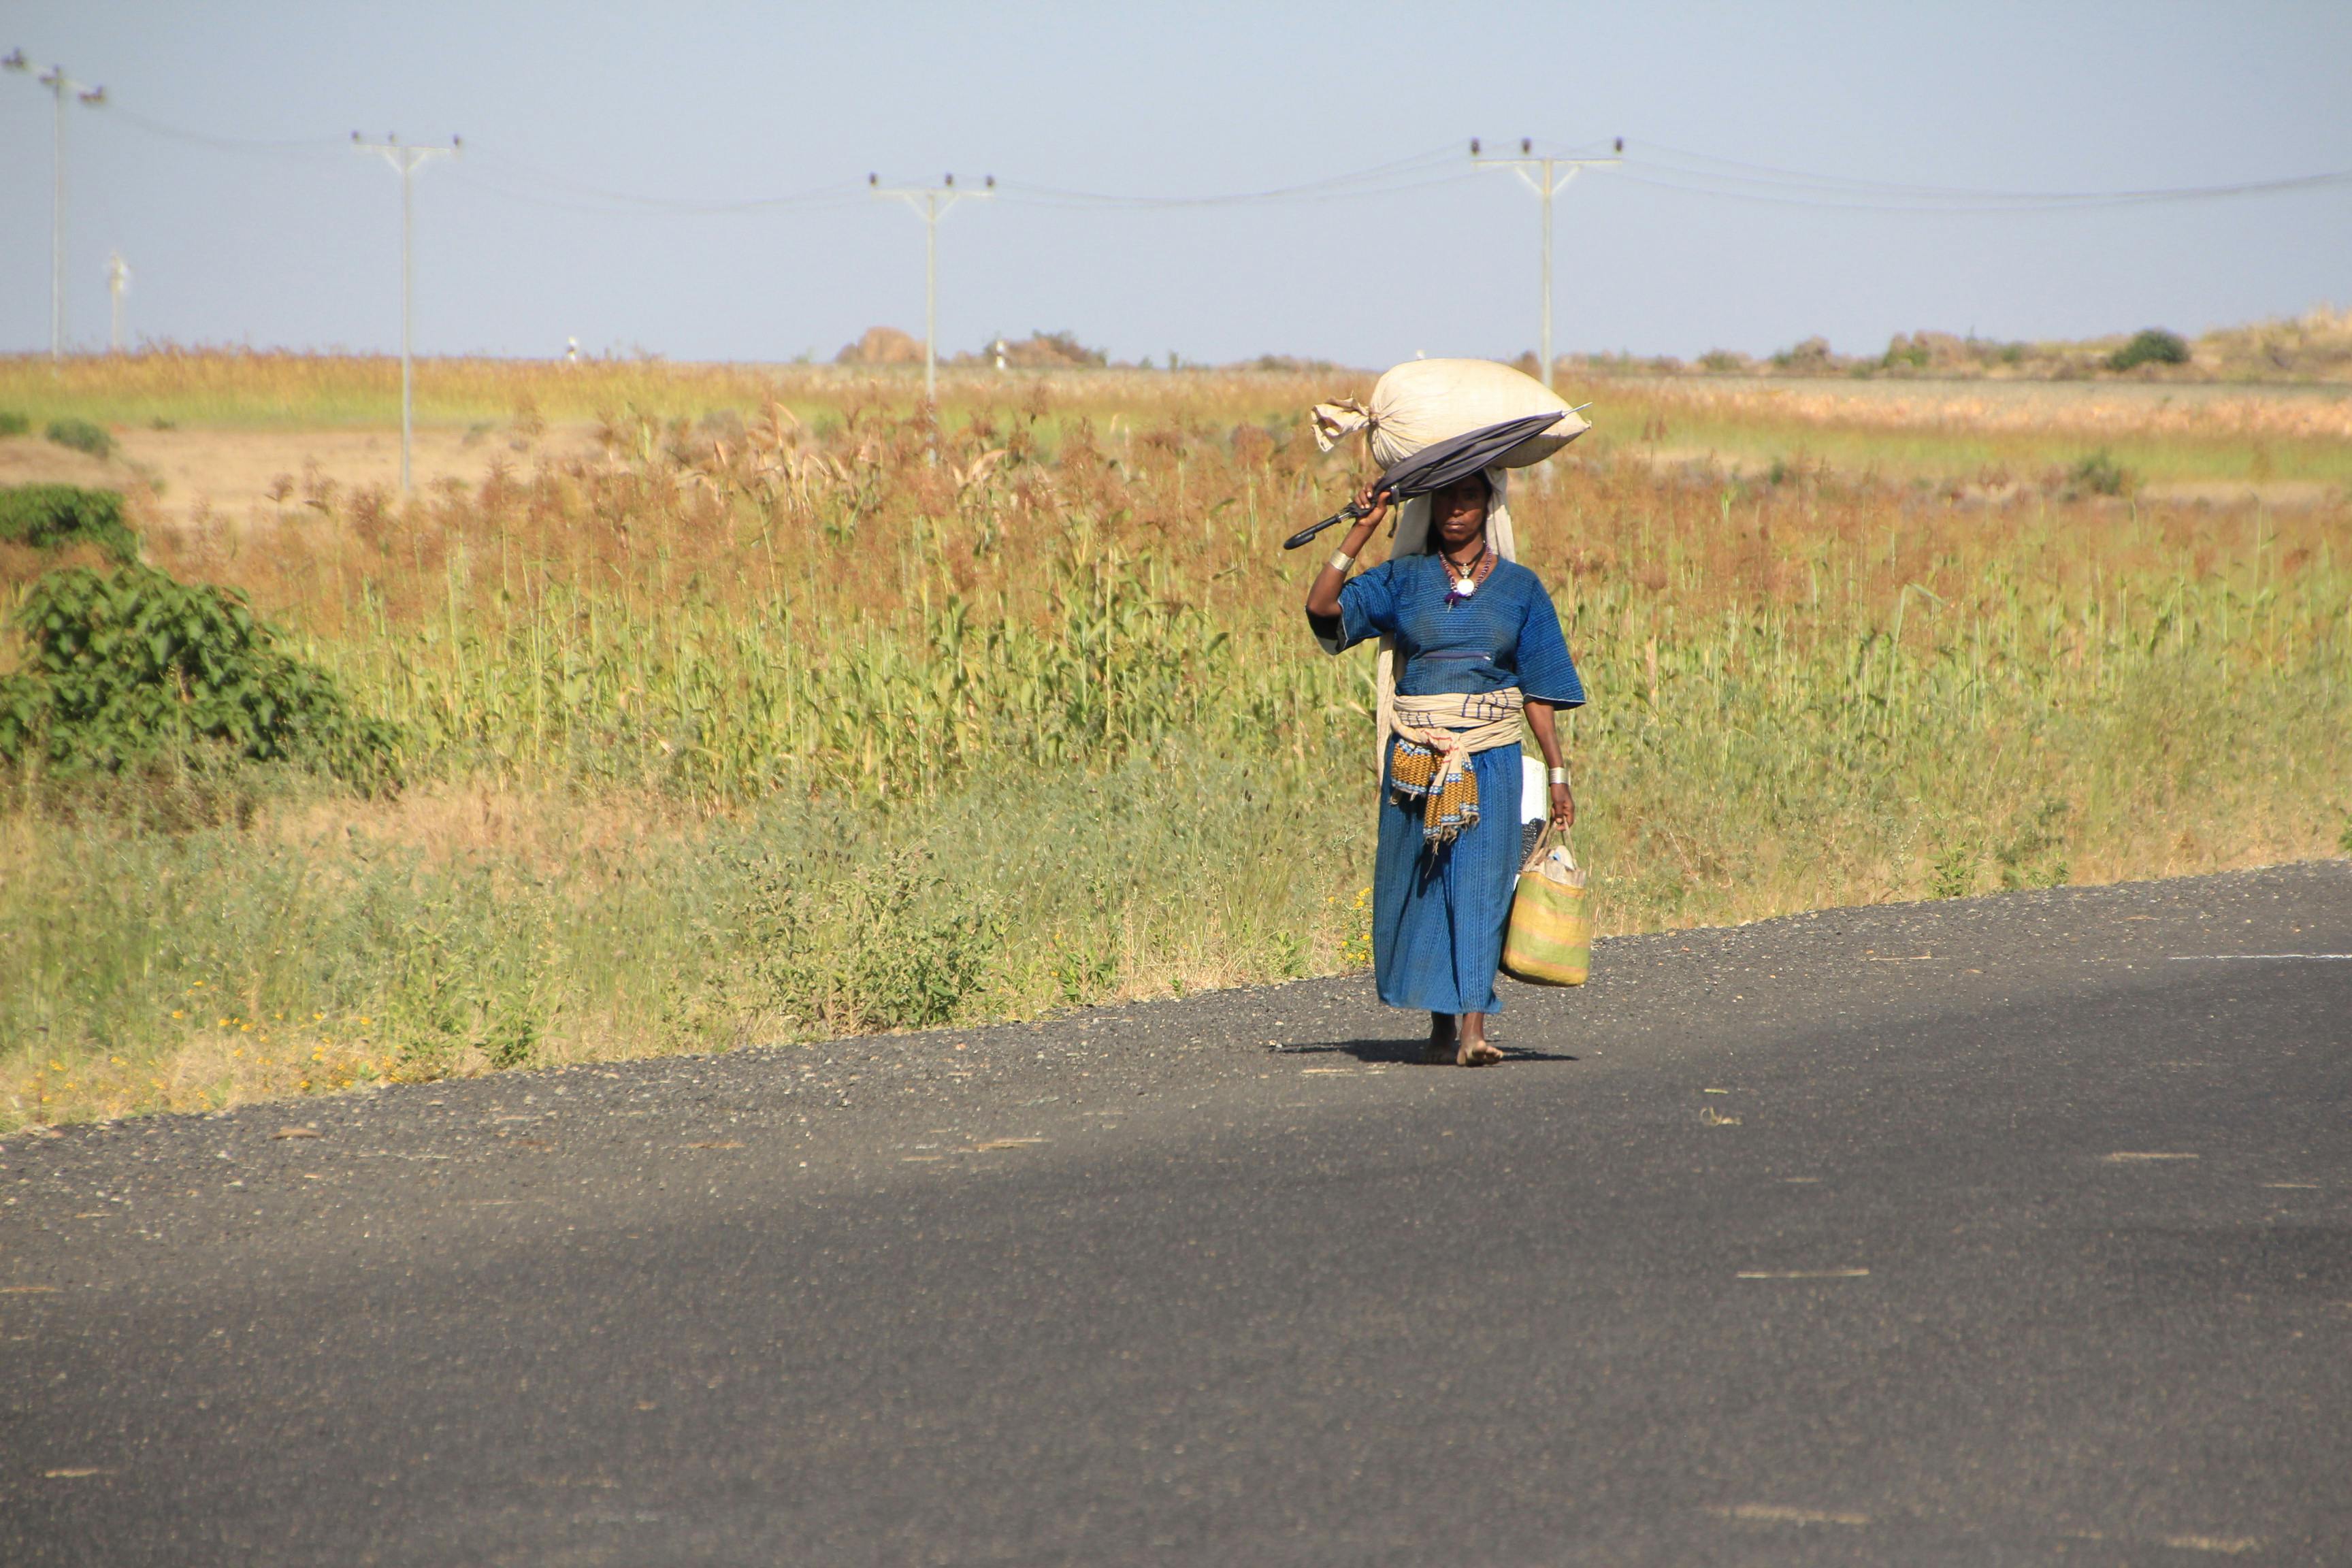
[3,863,2349,1567]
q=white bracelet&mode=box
[1548,766,1569,785]
[1327,549,1355,573]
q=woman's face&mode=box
[1433,475,1490,547]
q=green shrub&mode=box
[1929,843,1977,898]
[2108,329,2191,372]
[0,485,140,563]
[2067,451,2136,497]
[0,564,401,790]
[728,845,1003,1033]
[0,411,29,438]
[44,417,116,459]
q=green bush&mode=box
[2108,329,2191,372]
[728,845,1003,1033]
[44,417,116,459]
[0,485,140,563]
[45,418,116,458]
[0,564,402,790]
[0,411,29,438]
[2067,451,2136,497]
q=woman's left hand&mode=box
[1550,782,1575,828]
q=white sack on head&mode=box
[1311,359,1588,470]
[1310,359,1585,781]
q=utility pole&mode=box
[869,173,994,405]
[353,131,460,491]
[5,52,107,363]
[1471,136,1622,390]
[106,252,129,351]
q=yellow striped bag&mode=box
[1502,826,1591,986]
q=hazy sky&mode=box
[3,2,2347,368]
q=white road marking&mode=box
[1737,1268,1869,1279]
[2065,1530,2264,1555]
[1708,1503,1869,1526]
[2166,953,2352,961]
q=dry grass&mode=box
[0,349,1352,429]
[1577,378,2352,493]
[1607,378,2352,444]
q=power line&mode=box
[105,103,339,155]
[1615,167,2352,214]
[43,86,2352,220]
[354,132,459,491]
[1619,142,2352,211]
[455,148,870,216]
[5,50,108,362]
[367,141,2352,220]
[993,146,1465,209]
[870,173,993,404]
[1471,137,1622,391]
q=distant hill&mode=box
[1561,306,2352,384]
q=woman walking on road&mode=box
[1305,469,1583,1065]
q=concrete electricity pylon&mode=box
[869,173,994,404]
[5,51,108,363]
[1471,137,1622,390]
[353,131,461,491]
[106,251,129,352]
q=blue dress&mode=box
[1320,554,1584,1015]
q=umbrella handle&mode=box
[1283,501,1370,551]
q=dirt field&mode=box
[1,423,610,535]
[7,368,2348,536]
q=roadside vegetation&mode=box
[1,354,2347,1128]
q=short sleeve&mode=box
[1309,559,1402,655]
[1514,574,1584,706]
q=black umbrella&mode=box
[1281,411,1569,551]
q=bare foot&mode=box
[1456,1038,1503,1068]
[1425,1014,1458,1064]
